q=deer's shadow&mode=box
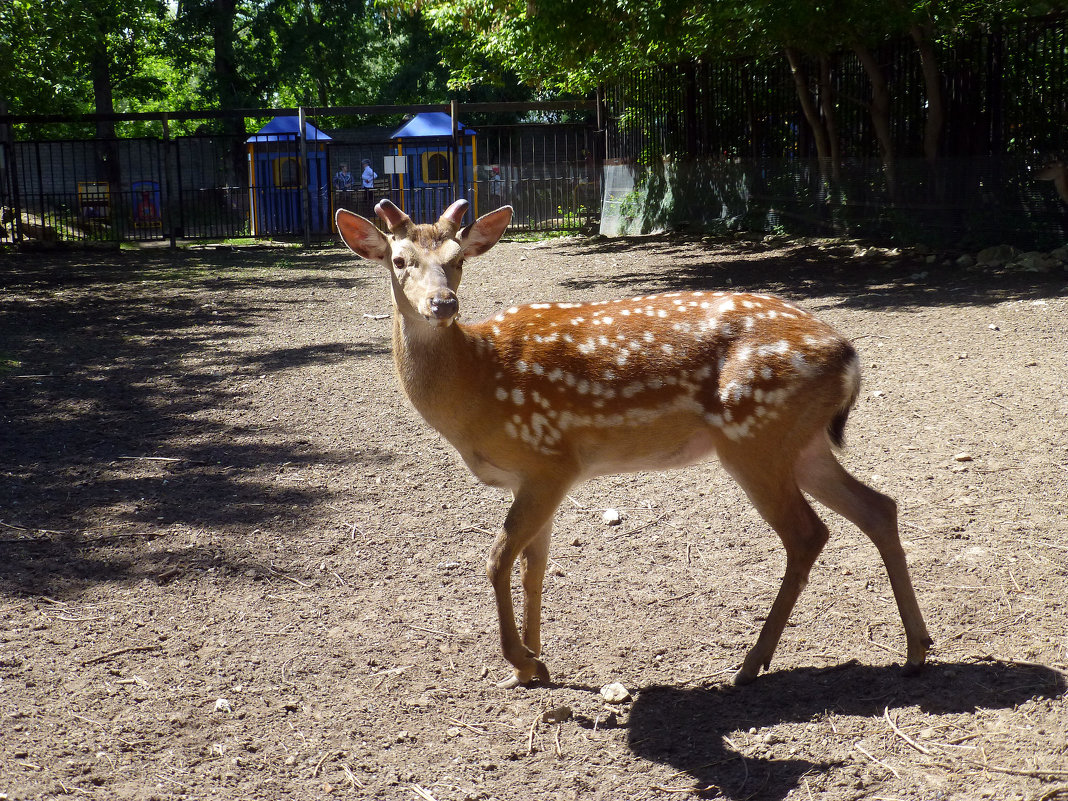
[623,659,1065,800]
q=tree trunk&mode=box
[910,21,943,164]
[785,47,830,163]
[854,40,897,198]
[818,55,840,186]
[212,0,246,187]
[91,38,121,198]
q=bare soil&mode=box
[1,234,1067,801]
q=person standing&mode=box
[361,159,378,204]
[334,163,354,192]
[489,166,504,207]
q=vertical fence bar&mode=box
[162,117,176,247]
[299,107,311,247]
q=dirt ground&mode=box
[1,232,1067,801]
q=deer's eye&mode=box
[392,256,405,270]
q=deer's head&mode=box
[336,200,513,327]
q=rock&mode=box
[955,254,975,268]
[1012,252,1055,273]
[600,682,631,703]
[954,453,974,462]
[976,244,1017,266]
[1050,245,1068,263]
[540,706,573,724]
[214,698,232,713]
[602,508,623,526]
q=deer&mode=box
[335,199,932,689]
[1036,159,1068,204]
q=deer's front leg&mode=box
[520,522,552,657]
[487,483,564,688]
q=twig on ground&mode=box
[884,706,932,755]
[312,750,333,777]
[82,644,163,666]
[960,759,1068,780]
[71,713,139,746]
[528,712,540,754]
[411,783,438,800]
[342,764,365,788]
[446,717,487,735]
[407,623,455,638]
[854,742,902,780]
[116,455,184,462]
[455,525,494,536]
[268,566,312,588]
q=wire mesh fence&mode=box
[0,112,601,247]
[600,15,1068,246]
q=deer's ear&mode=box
[336,209,391,262]
[458,205,512,257]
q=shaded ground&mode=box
[1,234,1066,801]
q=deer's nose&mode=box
[428,293,459,321]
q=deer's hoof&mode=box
[901,657,927,677]
[731,667,759,686]
[902,636,933,677]
[497,657,551,689]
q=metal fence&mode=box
[605,15,1068,162]
[600,15,1068,246]
[0,111,601,247]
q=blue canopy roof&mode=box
[390,112,477,139]
[246,116,332,143]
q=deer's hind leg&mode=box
[795,436,932,673]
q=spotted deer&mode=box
[336,199,932,688]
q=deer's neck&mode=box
[390,302,490,438]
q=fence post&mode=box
[162,115,177,249]
[299,106,311,248]
[450,98,460,204]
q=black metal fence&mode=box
[602,15,1068,247]
[0,110,601,247]
[606,16,1068,162]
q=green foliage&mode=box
[396,0,1060,92]
[1,0,534,133]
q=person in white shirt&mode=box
[361,159,378,203]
